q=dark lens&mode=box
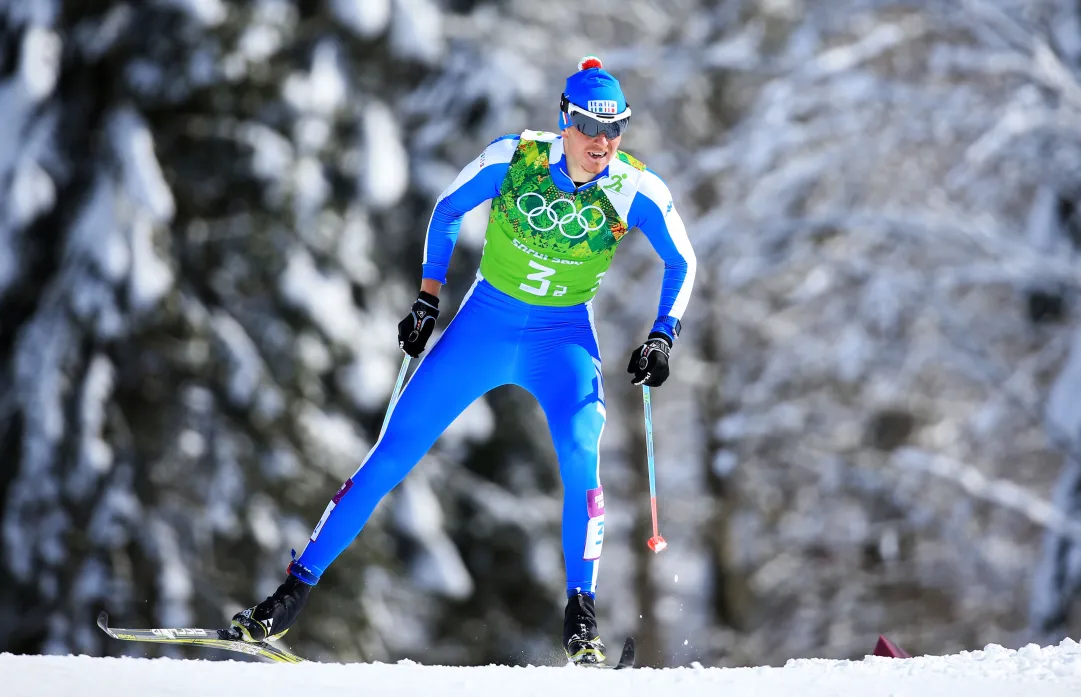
[600,119,628,139]
[569,112,602,137]
[569,111,629,139]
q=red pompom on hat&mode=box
[578,56,603,71]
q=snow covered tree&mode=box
[671,0,1081,663]
[0,0,504,661]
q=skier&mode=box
[231,56,696,666]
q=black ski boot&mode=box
[232,574,312,643]
[563,592,606,665]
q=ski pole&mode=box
[378,354,412,440]
[642,385,667,553]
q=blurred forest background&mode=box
[2,0,1081,669]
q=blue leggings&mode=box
[295,277,607,596]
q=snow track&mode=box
[6,639,1081,697]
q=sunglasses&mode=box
[560,94,631,139]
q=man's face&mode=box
[561,124,621,177]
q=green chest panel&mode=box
[479,133,646,306]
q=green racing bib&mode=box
[479,130,647,306]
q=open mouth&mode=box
[588,150,607,161]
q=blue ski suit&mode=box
[292,132,696,597]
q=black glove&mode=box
[398,291,440,357]
[627,332,672,386]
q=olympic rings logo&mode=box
[516,192,606,240]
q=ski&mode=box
[575,636,636,670]
[96,611,308,664]
[99,610,632,669]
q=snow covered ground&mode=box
[6,640,1081,697]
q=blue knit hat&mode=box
[558,56,628,131]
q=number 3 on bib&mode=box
[519,260,567,297]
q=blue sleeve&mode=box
[627,170,697,342]
[422,135,518,283]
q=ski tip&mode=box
[872,634,911,659]
[615,636,636,669]
[96,611,119,639]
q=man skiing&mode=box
[232,56,696,666]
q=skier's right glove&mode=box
[397,291,440,357]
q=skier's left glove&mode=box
[627,332,672,387]
[398,291,440,357]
